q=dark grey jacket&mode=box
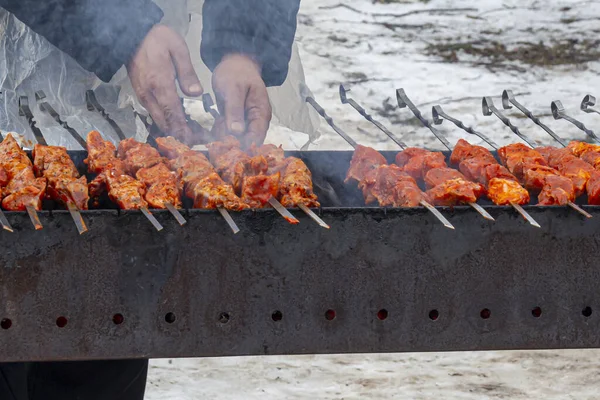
[0,0,300,86]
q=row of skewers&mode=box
[301,84,600,229]
[0,129,328,234]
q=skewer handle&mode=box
[339,84,406,149]
[419,200,455,230]
[268,197,300,225]
[482,97,536,148]
[67,203,88,235]
[502,91,567,147]
[0,210,13,233]
[304,97,358,149]
[217,206,240,234]
[581,95,600,115]
[298,203,330,229]
[432,105,499,149]
[86,90,127,141]
[396,89,452,151]
[165,203,187,226]
[26,206,43,230]
[510,202,541,228]
[551,100,600,143]
[140,207,164,232]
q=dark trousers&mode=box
[0,359,148,400]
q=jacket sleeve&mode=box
[201,0,301,87]
[0,0,163,82]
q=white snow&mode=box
[146,1,600,398]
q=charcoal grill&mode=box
[1,91,600,363]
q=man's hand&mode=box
[127,25,203,142]
[212,53,272,147]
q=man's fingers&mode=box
[244,85,272,147]
[216,85,248,136]
[152,82,192,141]
[138,91,168,133]
[170,39,203,97]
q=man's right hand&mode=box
[127,25,203,143]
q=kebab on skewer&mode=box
[84,131,163,231]
[345,145,454,229]
[0,133,46,229]
[249,143,329,228]
[116,138,186,224]
[206,136,299,224]
[155,136,248,233]
[32,144,89,234]
[393,147,491,217]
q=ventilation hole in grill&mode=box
[271,310,283,322]
[480,309,491,320]
[164,312,176,324]
[429,309,439,321]
[377,309,388,320]
[219,312,230,324]
[1,318,11,330]
[112,313,124,325]
[531,307,542,318]
[582,306,593,317]
[56,316,68,328]
[325,309,336,321]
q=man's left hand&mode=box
[212,53,272,148]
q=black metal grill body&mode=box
[0,150,599,362]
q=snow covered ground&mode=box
[146,0,600,398]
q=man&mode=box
[0,0,300,147]
[0,0,300,399]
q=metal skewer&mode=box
[202,94,221,120]
[217,206,240,234]
[26,205,43,230]
[24,93,92,231]
[432,104,543,226]
[86,90,126,141]
[298,203,330,229]
[204,93,323,228]
[339,84,407,148]
[140,207,163,231]
[482,96,536,148]
[268,197,300,224]
[395,89,493,222]
[551,100,600,143]
[498,97,592,219]
[502,90,567,147]
[0,211,13,233]
[67,203,88,234]
[301,84,453,229]
[581,95,600,115]
[18,96,47,146]
[34,91,87,149]
[165,203,187,226]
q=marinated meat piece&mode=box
[136,163,182,209]
[190,172,249,211]
[359,164,428,207]
[538,175,575,206]
[278,157,320,207]
[426,178,484,206]
[242,173,280,208]
[117,138,164,176]
[450,139,496,166]
[156,136,192,159]
[32,144,89,210]
[587,171,600,205]
[250,144,286,171]
[346,144,387,184]
[0,134,47,211]
[487,178,530,206]
[424,167,464,189]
